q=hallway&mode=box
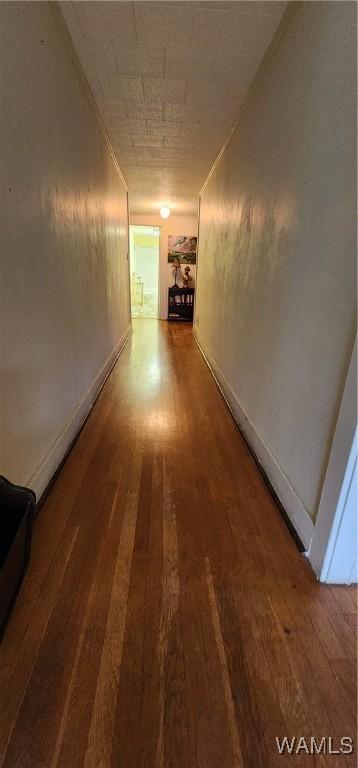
[0,321,356,768]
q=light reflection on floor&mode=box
[131,293,158,319]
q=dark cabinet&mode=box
[168,287,195,322]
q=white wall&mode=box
[130,213,198,319]
[0,3,131,498]
[132,246,159,296]
[195,2,356,548]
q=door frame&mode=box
[129,224,161,319]
[309,338,357,582]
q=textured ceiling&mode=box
[61,1,287,215]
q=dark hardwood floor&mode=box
[0,320,356,768]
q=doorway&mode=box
[129,225,160,319]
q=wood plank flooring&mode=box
[0,320,356,768]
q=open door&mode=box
[129,225,160,319]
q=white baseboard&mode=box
[194,329,314,551]
[27,324,132,501]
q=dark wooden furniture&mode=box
[168,286,194,322]
[0,476,35,638]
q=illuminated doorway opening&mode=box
[129,225,160,319]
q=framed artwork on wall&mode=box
[168,235,197,264]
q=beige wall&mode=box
[195,2,357,546]
[0,3,131,498]
[130,213,198,319]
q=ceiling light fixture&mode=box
[160,206,171,219]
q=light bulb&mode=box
[160,206,170,219]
